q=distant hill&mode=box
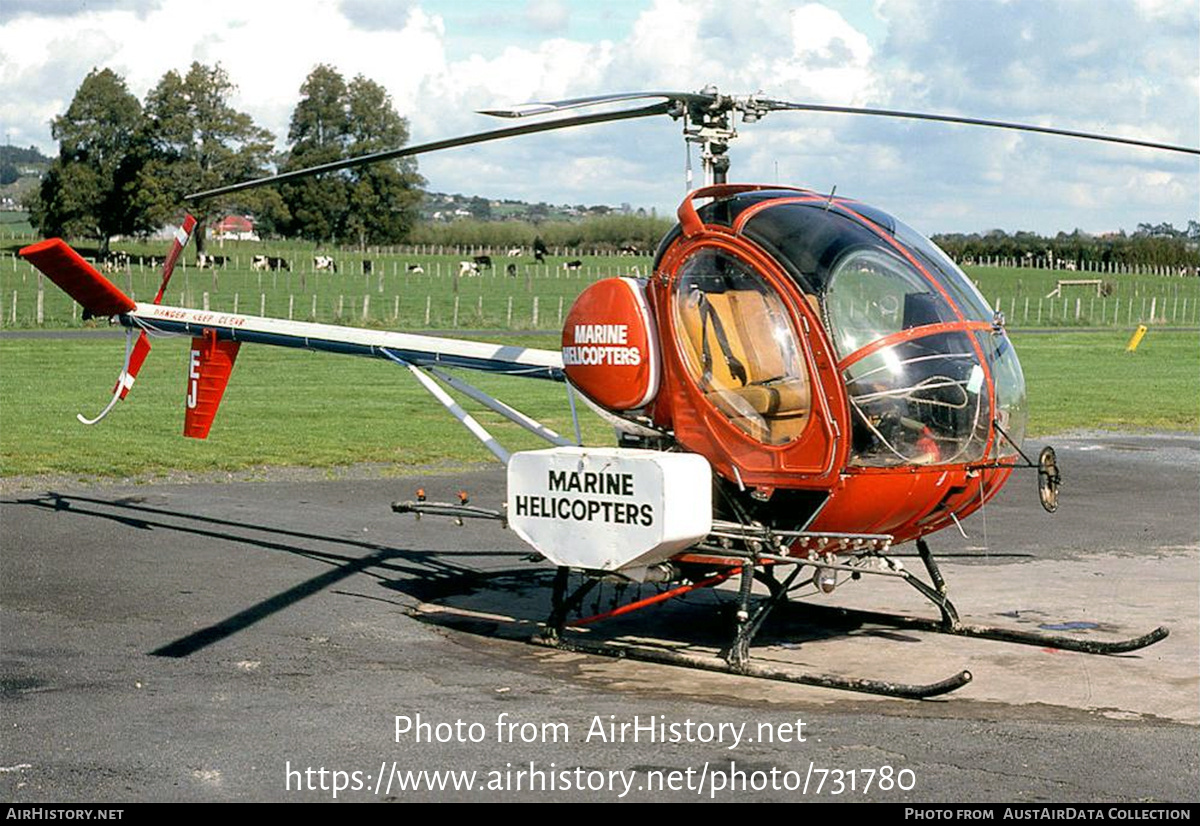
[0,145,50,167]
[421,191,653,223]
[0,145,49,208]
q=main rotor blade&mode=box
[186,102,673,202]
[758,99,1200,156]
[479,90,715,118]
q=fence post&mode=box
[362,295,370,320]
[36,277,43,325]
[558,295,564,326]
[394,295,400,320]
[533,296,539,328]
[507,296,513,328]
[312,294,318,320]
[203,291,210,311]
[289,294,294,320]
[260,293,266,316]
[453,295,459,327]
[425,295,431,326]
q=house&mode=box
[212,214,259,241]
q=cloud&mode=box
[338,0,416,31]
[1,0,1194,234]
[525,0,569,34]
[0,0,160,25]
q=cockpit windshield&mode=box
[726,196,1028,466]
[825,249,991,466]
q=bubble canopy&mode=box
[692,192,1028,466]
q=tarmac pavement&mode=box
[1,432,1196,802]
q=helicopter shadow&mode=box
[11,491,529,658]
[12,491,923,667]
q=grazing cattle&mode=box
[534,248,546,263]
[253,255,290,272]
[505,263,518,277]
[506,247,522,257]
[406,263,424,274]
[459,261,481,277]
[101,251,130,272]
[473,254,493,269]
[533,238,548,261]
[197,253,228,269]
[618,245,640,255]
[314,255,338,273]
[563,259,583,271]
[362,260,372,275]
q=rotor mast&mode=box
[678,88,772,187]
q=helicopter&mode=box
[20,88,1197,699]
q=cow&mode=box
[506,247,522,257]
[473,254,493,270]
[505,263,518,278]
[533,237,548,263]
[459,261,480,277]
[101,251,130,272]
[618,245,640,256]
[253,255,290,272]
[406,263,424,274]
[197,253,228,269]
[563,259,583,271]
[314,255,337,273]
[362,260,373,275]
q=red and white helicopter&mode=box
[22,90,1197,698]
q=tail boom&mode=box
[126,303,565,380]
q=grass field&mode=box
[1,330,1194,480]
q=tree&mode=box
[279,64,349,242]
[140,62,279,257]
[281,67,423,247]
[28,68,147,255]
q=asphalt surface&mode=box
[1,432,1196,803]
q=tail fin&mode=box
[20,239,135,318]
[184,331,240,439]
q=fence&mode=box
[3,250,1198,330]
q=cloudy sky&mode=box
[1,0,1196,236]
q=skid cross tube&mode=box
[537,562,973,699]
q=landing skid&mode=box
[838,538,1171,656]
[534,533,1169,700]
[536,563,972,700]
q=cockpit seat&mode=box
[677,287,812,444]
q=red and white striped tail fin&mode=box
[184,332,241,439]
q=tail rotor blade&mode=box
[153,214,197,304]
